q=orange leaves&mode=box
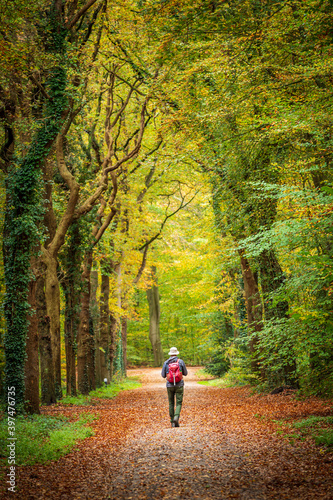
[9,367,333,499]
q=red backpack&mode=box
[167,360,183,385]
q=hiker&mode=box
[161,347,188,427]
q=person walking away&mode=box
[161,347,188,427]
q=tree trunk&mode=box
[37,272,56,404]
[109,262,121,378]
[239,250,264,377]
[91,270,101,387]
[121,316,127,376]
[146,266,164,367]
[24,277,40,414]
[99,272,110,383]
[109,312,118,381]
[43,252,62,399]
[258,248,297,385]
[61,221,83,396]
[63,277,78,397]
[77,251,95,394]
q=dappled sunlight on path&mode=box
[6,368,333,499]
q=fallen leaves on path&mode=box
[2,367,332,499]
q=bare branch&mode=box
[133,245,149,284]
[100,65,146,96]
[73,175,108,219]
[138,191,198,251]
[110,84,136,130]
[92,172,118,245]
[129,139,163,175]
[105,97,149,174]
[66,0,99,30]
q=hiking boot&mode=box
[173,416,179,427]
[171,422,176,427]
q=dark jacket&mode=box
[161,356,188,388]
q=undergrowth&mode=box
[0,413,95,465]
[256,414,333,449]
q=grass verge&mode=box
[194,368,215,381]
[197,369,257,387]
[60,377,141,406]
[0,377,141,466]
[0,413,95,465]
[197,378,228,387]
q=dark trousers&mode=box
[167,386,184,422]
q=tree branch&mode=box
[138,191,198,251]
[129,139,163,176]
[66,0,99,30]
[92,172,118,246]
[49,125,80,255]
[105,97,149,173]
[133,244,149,285]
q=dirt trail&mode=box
[5,367,333,499]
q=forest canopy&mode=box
[1,0,333,413]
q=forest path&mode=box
[12,367,333,499]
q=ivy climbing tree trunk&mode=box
[38,124,80,401]
[3,63,67,411]
[146,266,164,367]
[2,0,108,412]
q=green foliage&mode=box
[205,348,230,378]
[200,340,259,387]
[138,0,333,393]
[293,416,333,429]
[0,413,95,465]
[314,430,333,447]
[126,181,220,366]
[271,415,333,448]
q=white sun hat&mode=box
[168,347,179,356]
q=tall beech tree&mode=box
[1,0,103,410]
